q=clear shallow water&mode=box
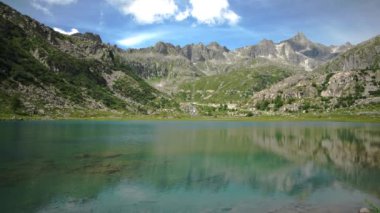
[0,121,380,213]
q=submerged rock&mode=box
[359,207,370,213]
[74,152,122,159]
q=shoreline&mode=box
[1,113,380,123]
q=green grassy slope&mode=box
[176,62,299,104]
[0,2,177,116]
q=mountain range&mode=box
[122,32,353,91]
[0,2,379,118]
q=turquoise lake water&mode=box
[0,121,379,212]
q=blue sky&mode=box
[3,0,380,49]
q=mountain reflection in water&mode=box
[0,121,379,212]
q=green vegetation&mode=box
[273,95,284,110]
[195,104,231,117]
[255,96,285,111]
[316,72,334,94]
[0,17,123,109]
[369,89,380,96]
[300,101,311,111]
[2,109,379,123]
[365,200,380,213]
[113,76,156,104]
[256,100,271,111]
[177,64,298,103]
[10,95,24,114]
[336,96,356,108]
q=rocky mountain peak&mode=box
[344,42,353,46]
[284,32,333,61]
[259,39,274,45]
[207,41,220,47]
[72,32,102,43]
[291,32,309,43]
[286,32,314,51]
[153,41,177,55]
[178,42,228,62]
[194,43,206,48]
[207,42,229,52]
[258,39,275,47]
[329,42,354,54]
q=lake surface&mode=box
[0,121,380,213]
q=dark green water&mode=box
[0,121,380,213]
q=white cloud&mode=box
[31,0,77,16]
[106,0,240,25]
[39,0,77,5]
[189,0,240,25]
[106,0,178,24]
[222,10,240,25]
[31,1,52,16]
[117,33,162,47]
[175,8,190,21]
[53,27,79,35]
[98,10,105,29]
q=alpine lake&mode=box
[0,120,380,212]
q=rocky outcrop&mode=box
[54,34,119,64]
[73,32,102,43]
[250,35,380,112]
[252,69,380,112]
[153,42,180,55]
